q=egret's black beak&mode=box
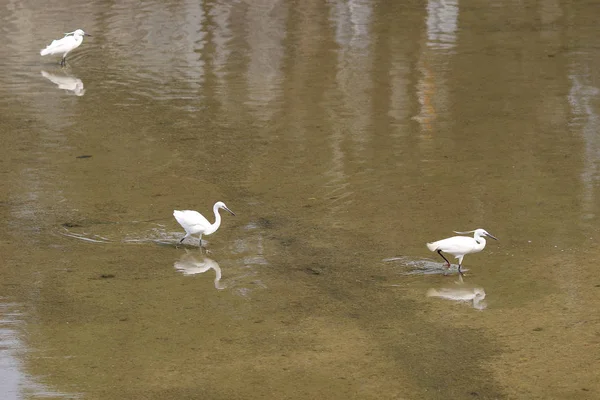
[85,33,92,37]
[224,206,235,216]
[486,233,498,241]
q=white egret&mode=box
[426,229,498,274]
[40,29,91,66]
[173,201,235,247]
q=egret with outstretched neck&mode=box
[40,29,91,66]
[426,229,498,274]
[173,201,235,247]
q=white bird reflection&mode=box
[427,279,487,310]
[41,70,85,96]
[174,252,224,290]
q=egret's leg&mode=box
[457,256,465,275]
[199,241,211,254]
[61,50,70,67]
[437,250,451,268]
[179,233,190,244]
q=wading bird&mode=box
[40,29,91,66]
[426,229,498,275]
[173,201,235,248]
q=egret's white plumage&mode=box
[173,201,235,247]
[40,29,91,66]
[426,229,498,274]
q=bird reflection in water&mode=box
[427,276,487,310]
[174,251,225,290]
[41,70,85,96]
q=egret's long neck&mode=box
[205,204,222,235]
[474,235,487,251]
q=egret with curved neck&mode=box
[426,228,498,275]
[173,201,235,248]
[40,29,92,66]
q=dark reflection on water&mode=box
[1,0,600,398]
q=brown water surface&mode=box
[1,0,600,399]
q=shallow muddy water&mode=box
[1,0,600,399]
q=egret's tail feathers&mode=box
[173,209,183,219]
[41,40,58,56]
[173,210,188,227]
[426,242,438,252]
